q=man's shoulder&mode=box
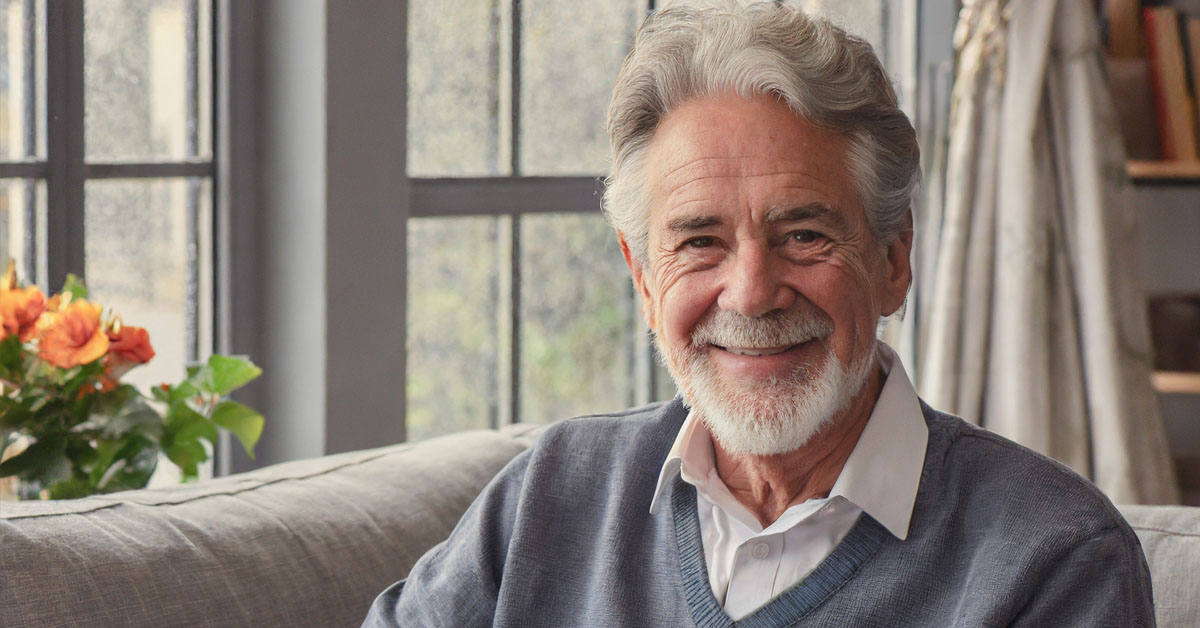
[920,403,1134,541]
[528,399,687,465]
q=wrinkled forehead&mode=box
[643,95,862,231]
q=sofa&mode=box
[1,423,1197,628]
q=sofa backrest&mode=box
[1118,504,1200,628]
[0,424,539,628]
[3,423,1198,628]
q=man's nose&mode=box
[716,239,794,318]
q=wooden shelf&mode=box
[1152,370,1200,394]
[1127,160,1200,181]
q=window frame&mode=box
[0,0,216,366]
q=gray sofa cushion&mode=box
[1119,504,1200,628]
[0,424,538,628]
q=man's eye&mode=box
[683,236,716,249]
[791,230,823,244]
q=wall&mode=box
[224,1,408,471]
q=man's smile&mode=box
[713,343,801,357]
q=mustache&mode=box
[691,309,833,349]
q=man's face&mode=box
[621,95,912,454]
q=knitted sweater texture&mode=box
[364,399,1154,627]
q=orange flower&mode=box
[76,375,118,398]
[103,323,155,380]
[44,293,68,312]
[107,324,155,365]
[0,285,46,342]
[35,300,109,369]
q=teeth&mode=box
[724,345,795,357]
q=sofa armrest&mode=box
[1118,504,1200,628]
[0,425,538,628]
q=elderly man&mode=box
[365,3,1153,626]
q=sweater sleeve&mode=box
[1011,524,1155,627]
[361,450,533,628]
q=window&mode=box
[404,0,907,439]
[406,0,659,440]
[0,0,215,394]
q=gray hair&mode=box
[604,1,920,265]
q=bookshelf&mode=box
[1107,0,1200,504]
[1127,159,1200,181]
[1153,371,1200,394]
[1106,3,1200,177]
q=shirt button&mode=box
[751,542,769,559]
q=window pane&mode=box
[84,178,212,393]
[0,0,46,160]
[800,0,886,64]
[407,216,511,440]
[519,213,636,423]
[631,290,679,406]
[0,177,43,283]
[519,0,640,175]
[84,0,212,161]
[408,0,511,176]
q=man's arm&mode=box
[362,450,532,628]
[1012,524,1155,627]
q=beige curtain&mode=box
[915,0,1179,504]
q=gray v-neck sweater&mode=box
[364,399,1153,627]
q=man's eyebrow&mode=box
[766,203,848,230]
[665,215,722,233]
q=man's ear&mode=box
[879,211,914,317]
[618,232,656,329]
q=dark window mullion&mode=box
[21,0,38,281]
[85,162,214,178]
[45,0,85,290]
[184,0,201,362]
[21,0,36,160]
[508,0,522,426]
[409,177,603,217]
[0,162,49,178]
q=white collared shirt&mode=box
[648,343,928,620]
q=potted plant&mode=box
[0,262,263,499]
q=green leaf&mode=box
[63,434,99,469]
[96,437,158,492]
[60,274,88,301]
[159,381,201,407]
[164,398,207,432]
[48,477,97,500]
[0,396,32,429]
[210,400,263,459]
[165,399,219,446]
[165,440,206,479]
[189,355,262,396]
[0,335,23,372]
[88,439,125,485]
[0,434,70,484]
[82,388,163,443]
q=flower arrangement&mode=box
[0,262,264,499]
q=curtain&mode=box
[915,0,1179,504]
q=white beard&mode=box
[655,308,875,456]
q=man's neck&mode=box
[711,361,885,528]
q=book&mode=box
[1105,0,1142,57]
[1106,57,1161,159]
[1143,6,1199,160]
[1189,18,1200,151]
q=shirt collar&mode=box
[648,342,928,541]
